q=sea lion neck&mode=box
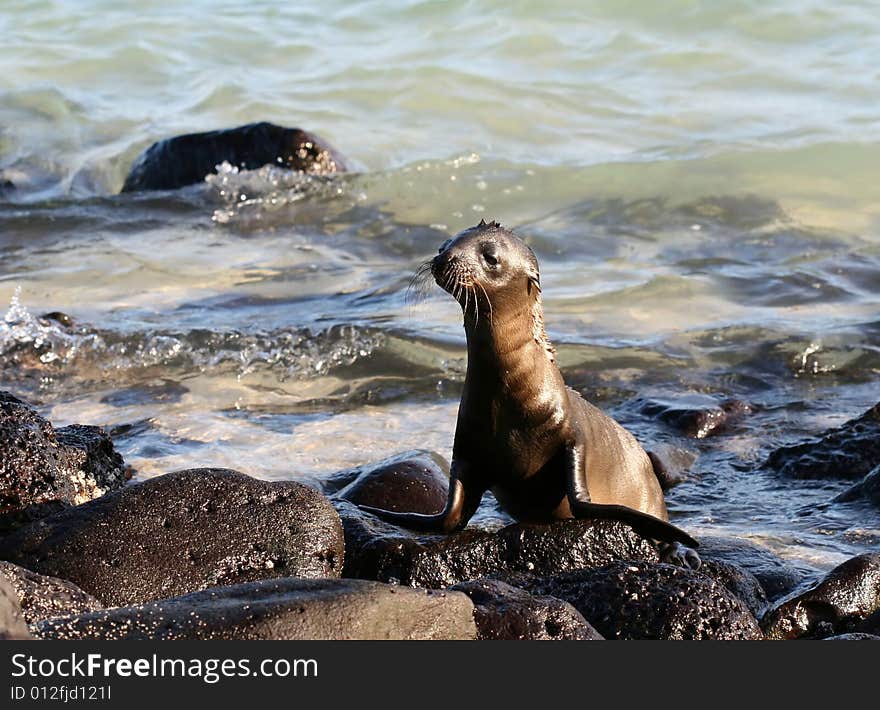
[463,300,556,389]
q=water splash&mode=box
[205,161,352,225]
[0,290,384,383]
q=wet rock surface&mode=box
[121,121,348,192]
[0,576,31,640]
[451,578,603,640]
[696,535,809,601]
[762,553,880,639]
[697,560,769,619]
[835,465,880,507]
[766,402,880,479]
[639,395,752,439]
[824,633,880,640]
[330,450,449,514]
[516,561,763,640]
[0,468,344,606]
[0,561,103,625]
[0,391,127,530]
[34,578,476,640]
[646,445,697,490]
[338,500,660,588]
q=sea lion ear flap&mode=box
[527,272,541,296]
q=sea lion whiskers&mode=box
[405,259,435,307]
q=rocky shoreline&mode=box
[1,390,878,641]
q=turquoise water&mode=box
[1,1,878,570]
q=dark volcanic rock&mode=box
[639,395,752,439]
[121,121,347,192]
[766,402,880,479]
[762,553,880,639]
[34,578,476,640]
[0,392,127,528]
[332,450,449,514]
[697,560,769,619]
[646,446,696,490]
[451,578,602,640]
[338,500,659,588]
[697,535,808,601]
[0,561,103,624]
[0,468,344,606]
[521,561,763,640]
[835,465,880,507]
[0,576,31,640]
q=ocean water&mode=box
[1,0,878,572]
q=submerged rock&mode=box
[834,465,880,507]
[34,578,476,640]
[518,561,763,640]
[696,535,808,602]
[338,500,659,588]
[330,450,449,514]
[639,396,752,439]
[0,391,127,530]
[0,576,31,640]
[0,468,344,606]
[451,578,602,640]
[121,121,348,192]
[766,402,880,479]
[0,561,103,625]
[824,633,880,640]
[762,553,880,639]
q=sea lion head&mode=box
[432,219,542,316]
[430,220,554,358]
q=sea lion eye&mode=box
[482,250,499,267]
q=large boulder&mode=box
[762,553,880,639]
[696,535,808,601]
[451,578,602,640]
[516,561,763,640]
[330,450,449,514]
[697,559,768,619]
[0,576,31,640]
[0,468,344,606]
[33,578,476,640]
[121,121,347,192]
[766,402,880,479]
[0,392,127,530]
[0,561,103,624]
[338,501,660,588]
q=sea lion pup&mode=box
[360,220,699,565]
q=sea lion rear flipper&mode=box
[565,443,699,548]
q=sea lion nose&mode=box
[438,239,453,254]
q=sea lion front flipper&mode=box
[357,464,484,533]
[658,542,702,570]
[564,443,700,549]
